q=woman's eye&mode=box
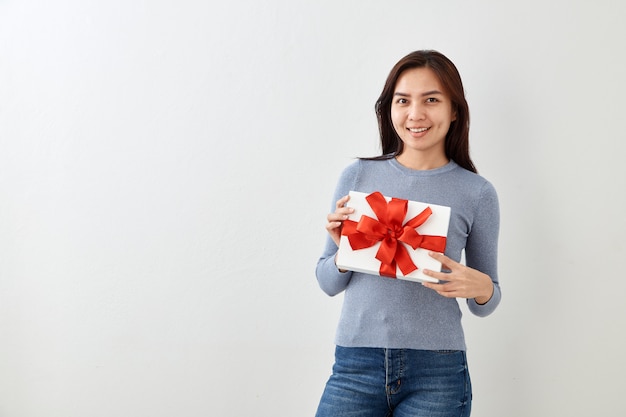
[426,97,439,103]
[397,98,408,104]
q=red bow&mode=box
[341,192,447,278]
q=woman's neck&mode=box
[395,151,449,171]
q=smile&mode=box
[408,127,430,133]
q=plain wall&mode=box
[1,0,625,416]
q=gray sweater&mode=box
[316,158,501,351]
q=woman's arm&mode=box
[315,163,360,296]
[423,181,501,317]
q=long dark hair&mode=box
[368,50,476,173]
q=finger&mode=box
[336,195,351,209]
[421,281,441,290]
[325,221,343,231]
[334,203,354,217]
[423,281,460,298]
[422,268,445,280]
[423,267,464,285]
[427,251,448,263]
[327,211,351,222]
[428,251,459,270]
[329,208,354,222]
[422,282,451,297]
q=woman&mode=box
[315,50,501,417]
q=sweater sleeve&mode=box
[315,162,360,296]
[465,180,502,317]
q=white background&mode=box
[1,1,625,416]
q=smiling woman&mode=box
[373,50,475,173]
[391,67,457,170]
[315,50,501,417]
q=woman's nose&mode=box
[408,103,425,120]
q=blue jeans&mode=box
[315,346,472,417]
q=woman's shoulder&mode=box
[445,164,498,206]
[452,163,495,187]
[332,157,393,193]
[340,157,391,176]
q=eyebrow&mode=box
[394,90,444,97]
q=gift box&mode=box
[336,191,451,283]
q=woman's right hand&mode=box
[325,195,354,247]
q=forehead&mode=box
[394,67,444,93]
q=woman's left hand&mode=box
[422,252,494,304]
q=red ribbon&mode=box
[341,192,447,278]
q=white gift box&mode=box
[336,191,451,283]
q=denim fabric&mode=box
[315,346,472,417]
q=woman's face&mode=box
[391,67,456,163]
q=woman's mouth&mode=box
[408,127,430,133]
